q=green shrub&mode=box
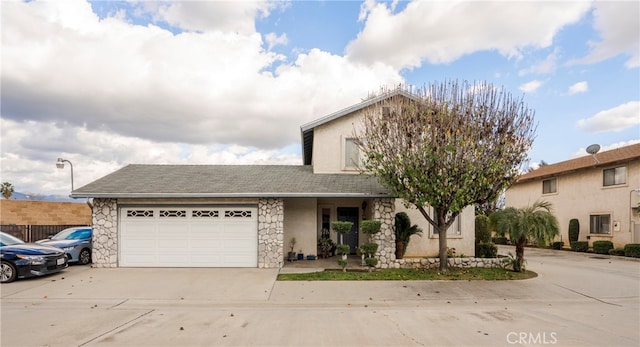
[492,237,508,245]
[360,220,381,235]
[476,242,497,258]
[336,244,351,255]
[571,241,589,252]
[365,257,378,267]
[551,241,564,250]
[361,242,379,256]
[609,248,625,256]
[475,215,491,244]
[568,219,579,243]
[624,244,640,258]
[592,240,614,255]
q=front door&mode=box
[337,207,359,254]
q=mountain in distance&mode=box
[7,191,82,203]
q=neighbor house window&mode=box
[590,214,611,234]
[542,178,557,194]
[344,138,361,169]
[433,212,462,236]
[603,166,626,186]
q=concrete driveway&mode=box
[1,248,638,346]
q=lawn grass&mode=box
[278,267,537,281]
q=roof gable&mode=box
[300,89,418,165]
[517,143,640,183]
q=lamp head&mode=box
[56,158,65,169]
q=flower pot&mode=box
[297,253,304,260]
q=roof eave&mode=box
[71,192,394,199]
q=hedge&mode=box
[592,240,614,255]
[608,248,625,256]
[624,244,640,258]
[477,242,497,258]
[571,241,589,252]
[551,241,564,250]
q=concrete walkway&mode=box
[1,247,638,346]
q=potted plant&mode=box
[288,237,297,262]
[394,212,422,259]
[297,249,304,261]
[317,228,335,258]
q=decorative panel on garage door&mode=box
[119,206,258,268]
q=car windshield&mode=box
[52,228,91,240]
[0,232,25,246]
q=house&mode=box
[505,143,640,248]
[72,91,475,268]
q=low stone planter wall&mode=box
[391,257,503,269]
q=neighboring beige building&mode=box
[505,143,640,248]
[74,90,475,268]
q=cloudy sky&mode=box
[1,0,639,197]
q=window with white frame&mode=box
[542,178,557,194]
[590,214,611,234]
[432,212,462,236]
[344,138,361,169]
[603,166,626,186]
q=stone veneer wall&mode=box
[258,198,284,268]
[392,257,504,269]
[372,198,396,268]
[92,198,118,268]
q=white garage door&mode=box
[119,206,258,267]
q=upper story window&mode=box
[590,214,610,234]
[542,178,557,194]
[603,166,626,186]
[344,138,361,169]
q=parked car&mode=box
[1,231,68,283]
[37,227,93,265]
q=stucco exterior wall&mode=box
[283,198,317,257]
[311,110,364,174]
[505,160,640,248]
[395,202,475,257]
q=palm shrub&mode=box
[592,240,613,255]
[568,218,579,250]
[489,201,559,272]
[394,212,422,259]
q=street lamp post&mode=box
[56,158,74,192]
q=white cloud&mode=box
[573,1,640,68]
[519,80,544,93]
[576,101,640,133]
[347,0,590,69]
[265,32,288,50]
[568,81,588,95]
[519,47,560,76]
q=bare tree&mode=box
[357,81,536,271]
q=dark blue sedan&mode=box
[1,231,68,283]
[37,227,93,265]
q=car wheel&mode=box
[78,248,91,265]
[1,261,17,283]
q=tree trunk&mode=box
[515,237,526,272]
[396,241,404,259]
[439,225,448,272]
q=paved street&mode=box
[1,247,638,346]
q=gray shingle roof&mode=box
[71,165,392,198]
